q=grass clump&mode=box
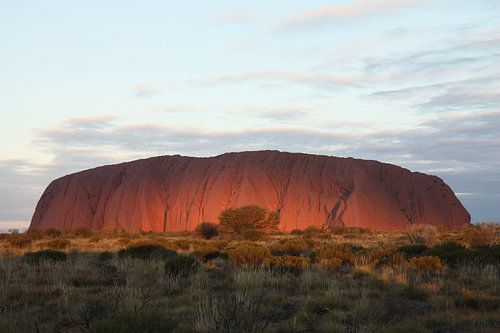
[271,238,312,256]
[228,242,271,268]
[41,238,70,250]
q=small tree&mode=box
[219,205,279,234]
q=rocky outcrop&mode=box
[29,151,470,231]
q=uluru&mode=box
[29,151,470,231]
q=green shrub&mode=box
[165,255,198,278]
[219,205,279,234]
[424,241,469,265]
[398,244,428,257]
[195,222,219,239]
[118,242,177,260]
[24,250,67,264]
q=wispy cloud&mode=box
[132,83,162,98]
[199,70,382,90]
[281,0,430,28]
[3,109,500,225]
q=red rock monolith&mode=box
[29,151,470,231]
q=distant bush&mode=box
[463,226,494,248]
[68,227,95,238]
[398,244,428,257]
[290,229,303,236]
[165,255,198,278]
[170,239,191,250]
[329,227,371,236]
[271,238,312,256]
[424,241,468,266]
[219,205,279,235]
[317,243,354,264]
[228,243,272,268]
[24,250,67,264]
[267,255,310,274]
[301,226,325,238]
[406,224,438,246]
[118,242,177,260]
[8,236,32,249]
[408,256,443,275]
[195,222,219,239]
[42,238,70,250]
[366,247,397,268]
[469,244,500,264]
[44,228,63,237]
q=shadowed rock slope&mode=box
[30,151,470,231]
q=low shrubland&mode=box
[0,224,498,332]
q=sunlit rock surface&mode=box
[30,151,470,231]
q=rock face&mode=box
[30,151,470,231]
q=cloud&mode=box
[132,83,162,98]
[199,70,381,90]
[281,0,430,28]
[3,108,500,226]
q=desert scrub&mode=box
[271,238,312,256]
[66,227,95,238]
[40,238,70,250]
[24,249,67,264]
[408,255,443,276]
[118,241,177,260]
[195,222,219,239]
[319,258,343,272]
[266,255,310,274]
[406,224,438,246]
[228,242,272,268]
[317,243,354,264]
[164,255,198,278]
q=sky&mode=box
[1,0,499,229]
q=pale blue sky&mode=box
[1,0,499,228]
